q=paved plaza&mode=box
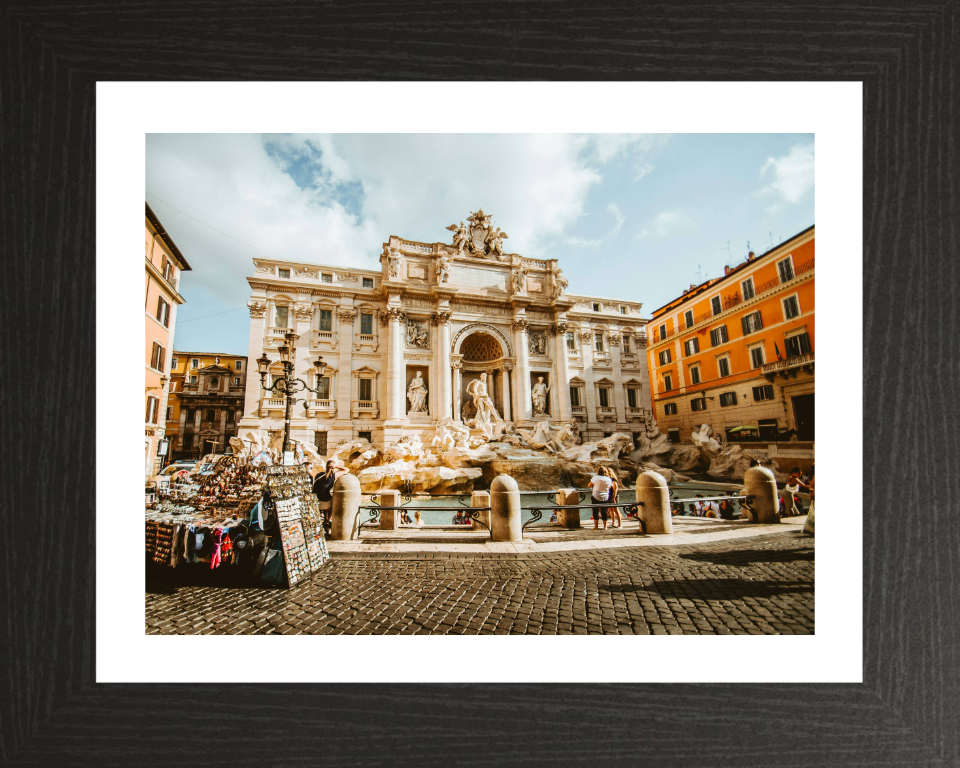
[146,530,814,635]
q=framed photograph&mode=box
[6,3,956,764]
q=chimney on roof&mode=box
[747,251,755,261]
[689,284,696,290]
[724,265,731,275]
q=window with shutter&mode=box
[782,295,800,319]
[719,392,737,407]
[711,296,722,315]
[627,389,637,408]
[684,338,699,356]
[718,358,731,377]
[750,346,765,368]
[157,346,165,372]
[689,365,701,384]
[741,278,755,300]
[359,378,372,401]
[663,374,672,392]
[684,310,694,328]
[658,323,666,340]
[777,257,794,282]
[664,403,677,416]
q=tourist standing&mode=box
[312,459,342,524]
[588,469,613,530]
[605,467,623,528]
[414,510,425,526]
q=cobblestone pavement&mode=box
[145,532,814,635]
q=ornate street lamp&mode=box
[257,341,328,461]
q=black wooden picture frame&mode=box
[3,1,957,764]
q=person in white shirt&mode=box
[588,471,614,530]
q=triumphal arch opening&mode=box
[238,209,651,452]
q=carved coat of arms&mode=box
[446,208,509,261]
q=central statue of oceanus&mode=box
[465,373,503,437]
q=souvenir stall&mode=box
[145,454,329,587]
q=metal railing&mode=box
[356,505,492,539]
[520,501,645,533]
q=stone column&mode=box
[435,311,452,420]
[335,308,356,423]
[471,490,491,532]
[500,363,513,422]
[744,466,780,524]
[219,409,228,452]
[555,488,581,529]
[238,300,268,428]
[451,356,463,421]
[378,489,400,530]
[580,330,597,433]
[513,318,533,422]
[553,322,572,421]
[609,331,625,425]
[490,475,522,542]
[178,407,187,447]
[637,470,672,534]
[385,308,405,420]
[330,473,361,540]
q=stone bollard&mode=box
[330,473,362,540]
[490,475,522,541]
[636,470,672,534]
[555,488,581,529]
[378,490,400,530]
[744,466,779,524]
[471,490,491,532]
[804,500,815,534]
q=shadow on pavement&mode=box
[677,548,814,565]
[602,577,813,600]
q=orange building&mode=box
[645,226,814,466]
[145,203,191,477]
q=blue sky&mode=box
[146,133,813,354]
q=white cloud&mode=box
[759,142,815,207]
[633,210,693,240]
[146,133,612,310]
[607,203,625,235]
[635,163,654,181]
[566,235,602,248]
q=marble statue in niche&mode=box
[407,371,428,414]
[531,376,551,416]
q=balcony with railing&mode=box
[351,400,379,418]
[268,326,295,339]
[597,405,616,421]
[762,352,814,379]
[313,330,335,343]
[626,406,644,418]
[305,399,336,413]
[571,405,586,416]
[663,257,816,340]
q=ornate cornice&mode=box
[550,321,568,336]
[247,300,266,318]
[337,308,357,323]
[432,310,452,326]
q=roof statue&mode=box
[446,209,509,262]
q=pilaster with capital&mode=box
[450,355,463,421]
[385,307,405,421]
[554,323,573,421]
[335,306,355,423]
[609,330,625,424]
[433,311,452,419]
[513,317,533,421]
